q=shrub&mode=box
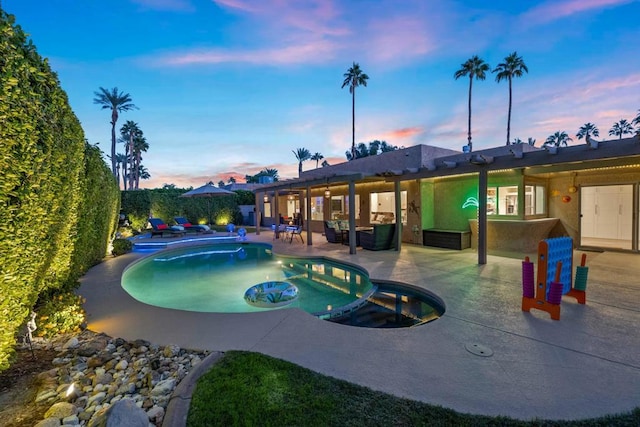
[34,291,86,339]
[112,238,133,256]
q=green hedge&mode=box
[0,9,119,371]
[121,188,244,231]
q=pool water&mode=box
[122,243,376,317]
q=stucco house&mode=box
[256,136,640,263]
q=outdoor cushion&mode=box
[157,224,168,230]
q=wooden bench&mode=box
[423,229,471,250]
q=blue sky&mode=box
[4,0,639,188]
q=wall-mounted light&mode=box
[324,187,331,198]
[287,192,295,201]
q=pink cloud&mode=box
[366,16,436,63]
[383,127,424,140]
[521,0,634,25]
[155,39,337,66]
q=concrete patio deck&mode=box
[78,231,640,421]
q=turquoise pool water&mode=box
[122,243,376,317]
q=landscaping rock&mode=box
[35,418,62,427]
[87,399,148,427]
[28,330,209,426]
[44,401,77,419]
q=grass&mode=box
[187,351,640,427]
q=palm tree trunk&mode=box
[128,133,134,190]
[351,86,356,160]
[110,120,117,176]
[506,77,512,145]
[135,151,141,189]
[467,76,473,151]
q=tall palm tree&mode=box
[342,62,369,160]
[130,134,148,189]
[493,52,528,145]
[633,110,640,127]
[119,120,142,190]
[543,131,572,147]
[310,152,324,168]
[454,55,490,152]
[576,122,599,142]
[292,148,311,176]
[93,87,137,176]
[114,153,126,190]
[609,119,633,139]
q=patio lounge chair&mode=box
[174,216,210,233]
[323,221,342,243]
[360,223,396,251]
[149,218,186,238]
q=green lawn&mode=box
[187,351,640,427]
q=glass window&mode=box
[370,191,407,225]
[525,185,546,216]
[329,195,360,220]
[310,196,324,221]
[487,186,518,215]
[264,202,271,218]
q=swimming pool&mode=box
[122,242,377,318]
[122,242,444,326]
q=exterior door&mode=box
[580,185,633,250]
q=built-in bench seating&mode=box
[423,229,471,250]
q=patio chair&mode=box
[149,218,186,238]
[287,225,304,244]
[360,223,396,251]
[323,221,342,243]
[174,216,209,234]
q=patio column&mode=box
[274,190,280,238]
[394,180,402,251]
[478,170,488,264]
[254,192,261,235]
[305,185,313,245]
[348,180,356,254]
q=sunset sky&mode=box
[4,0,639,188]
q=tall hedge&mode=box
[121,188,243,230]
[0,10,119,370]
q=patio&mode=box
[79,231,640,421]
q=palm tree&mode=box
[543,131,572,147]
[119,120,142,189]
[114,153,126,189]
[527,137,536,146]
[132,134,148,189]
[342,62,369,160]
[228,176,236,184]
[93,87,137,176]
[633,110,640,127]
[454,55,490,151]
[292,148,311,176]
[609,119,633,139]
[218,180,225,188]
[321,160,330,167]
[137,165,150,183]
[262,168,279,181]
[576,122,599,142]
[493,52,528,146]
[310,152,324,168]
